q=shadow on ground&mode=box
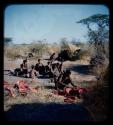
[4,102,93,122]
[67,65,93,75]
[44,86,55,90]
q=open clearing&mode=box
[4,57,97,122]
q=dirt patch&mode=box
[4,57,96,121]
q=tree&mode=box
[4,37,13,46]
[77,14,109,55]
[77,14,109,79]
[71,39,84,47]
[4,37,13,56]
[60,37,69,50]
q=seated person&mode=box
[55,70,80,98]
[14,59,28,77]
[44,62,54,78]
[20,59,28,77]
[29,65,38,78]
[14,68,23,76]
[35,59,45,75]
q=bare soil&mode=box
[4,57,97,122]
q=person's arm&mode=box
[35,70,39,76]
[50,64,54,73]
[20,64,23,71]
[71,82,77,87]
[35,64,39,71]
[59,81,69,87]
[58,76,69,87]
[35,71,37,77]
[56,75,69,89]
[70,79,77,88]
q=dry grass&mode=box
[4,43,61,59]
[46,44,61,54]
[4,41,109,121]
[4,58,87,112]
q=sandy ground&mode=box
[4,57,97,122]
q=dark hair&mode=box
[47,62,50,65]
[23,60,27,63]
[38,59,41,62]
[65,69,71,75]
[57,62,59,65]
[31,65,35,69]
[61,58,64,62]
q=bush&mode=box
[4,43,48,59]
[58,48,90,61]
[73,49,89,60]
[90,53,109,77]
[59,38,90,61]
[58,49,73,61]
[4,46,23,59]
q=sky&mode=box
[4,4,109,44]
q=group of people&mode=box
[13,53,81,98]
[14,55,63,81]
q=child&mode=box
[29,65,38,83]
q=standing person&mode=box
[35,59,45,75]
[20,59,28,78]
[57,59,64,74]
[50,53,56,63]
[52,61,61,86]
[29,65,38,83]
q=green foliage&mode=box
[77,14,109,77]
[77,14,109,27]
[71,39,85,47]
[77,14,109,53]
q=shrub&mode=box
[4,43,48,59]
[58,49,73,61]
[4,46,22,59]
[73,49,89,60]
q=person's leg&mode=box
[23,69,28,78]
[54,81,57,89]
[48,71,53,78]
[53,75,58,89]
[31,74,38,83]
[56,84,64,95]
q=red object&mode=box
[15,80,29,93]
[78,88,87,94]
[64,87,72,95]
[64,96,75,103]
[4,81,15,97]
